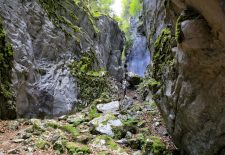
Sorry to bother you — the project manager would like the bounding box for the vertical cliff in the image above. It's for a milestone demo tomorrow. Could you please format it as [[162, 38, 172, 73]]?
[[143, 0, 225, 154], [0, 0, 124, 118]]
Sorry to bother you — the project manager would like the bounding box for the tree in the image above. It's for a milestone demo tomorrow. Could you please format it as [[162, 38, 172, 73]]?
[[129, 0, 141, 17], [89, 0, 113, 15]]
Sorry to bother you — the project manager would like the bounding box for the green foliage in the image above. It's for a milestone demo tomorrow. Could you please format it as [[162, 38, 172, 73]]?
[[66, 142, 91, 154], [46, 122, 60, 129], [150, 136, 169, 155], [35, 139, 49, 149], [118, 0, 143, 62], [89, 0, 113, 15], [137, 78, 160, 98], [69, 52, 110, 104], [38, 0, 100, 36], [129, 0, 142, 17], [153, 28, 175, 86], [112, 126, 127, 139], [60, 125, 79, 138], [175, 9, 201, 43], [0, 19, 16, 119], [88, 105, 101, 120], [95, 135, 119, 150], [53, 140, 66, 153], [0, 22, 14, 99]]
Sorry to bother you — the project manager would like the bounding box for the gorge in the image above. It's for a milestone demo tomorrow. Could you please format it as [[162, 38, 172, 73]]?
[[1, 0, 225, 155]]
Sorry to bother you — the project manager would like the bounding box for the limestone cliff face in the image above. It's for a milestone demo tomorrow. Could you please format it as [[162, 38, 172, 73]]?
[[0, 0, 124, 118], [143, 0, 225, 154]]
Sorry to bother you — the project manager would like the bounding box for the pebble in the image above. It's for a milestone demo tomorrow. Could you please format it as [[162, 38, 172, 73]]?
[[154, 122, 160, 127], [12, 139, 24, 143]]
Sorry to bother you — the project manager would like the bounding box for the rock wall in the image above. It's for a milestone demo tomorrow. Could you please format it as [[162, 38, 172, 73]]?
[[143, 0, 225, 154], [0, 0, 124, 118]]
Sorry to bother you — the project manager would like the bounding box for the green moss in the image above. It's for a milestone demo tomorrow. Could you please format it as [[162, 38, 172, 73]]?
[[53, 140, 67, 153], [35, 139, 49, 149], [72, 119, 84, 127], [152, 28, 176, 96], [96, 135, 118, 150], [89, 105, 101, 120], [60, 125, 79, 138], [175, 9, 201, 43], [46, 122, 60, 129], [0, 19, 16, 119], [137, 78, 160, 99], [101, 114, 116, 125], [121, 118, 138, 134], [122, 118, 138, 126], [128, 134, 146, 150], [66, 142, 91, 154], [38, 0, 100, 37], [69, 51, 110, 104], [112, 126, 127, 139], [150, 136, 169, 155], [38, 0, 83, 39]]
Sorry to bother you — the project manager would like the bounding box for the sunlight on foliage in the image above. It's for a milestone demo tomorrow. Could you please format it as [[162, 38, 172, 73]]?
[[129, 0, 142, 16]]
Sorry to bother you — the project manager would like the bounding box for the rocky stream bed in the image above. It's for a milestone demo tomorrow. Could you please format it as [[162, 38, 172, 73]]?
[[0, 90, 176, 155]]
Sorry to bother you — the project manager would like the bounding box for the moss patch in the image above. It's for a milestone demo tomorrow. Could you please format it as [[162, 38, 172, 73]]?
[[0, 19, 16, 119], [149, 136, 169, 155], [175, 9, 201, 43], [152, 28, 176, 96], [35, 139, 49, 149], [59, 125, 79, 138], [38, 0, 99, 37], [137, 78, 160, 99], [66, 142, 91, 154], [38, 0, 81, 36], [53, 140, 66, 153], [95, 135, 119, 150], [69, 51, 110, 104]]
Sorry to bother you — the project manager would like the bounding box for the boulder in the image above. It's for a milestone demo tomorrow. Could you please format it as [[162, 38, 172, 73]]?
[[90, 113, 123, 137], [126, 72, 143, 87], [96, 101, 120, 114]]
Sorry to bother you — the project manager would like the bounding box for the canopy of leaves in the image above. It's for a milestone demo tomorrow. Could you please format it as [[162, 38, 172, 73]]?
[[87, 0, 114, 16], [129, 0, 142, 16]]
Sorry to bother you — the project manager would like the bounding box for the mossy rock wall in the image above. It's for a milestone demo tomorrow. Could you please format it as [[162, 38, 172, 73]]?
[[0, 20, 16, 119], [0, 0, 124, 117], [143, 0, 225, 154]]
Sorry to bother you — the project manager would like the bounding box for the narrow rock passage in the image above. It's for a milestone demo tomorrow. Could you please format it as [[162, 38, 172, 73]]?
[[0, 87, 176, 155]]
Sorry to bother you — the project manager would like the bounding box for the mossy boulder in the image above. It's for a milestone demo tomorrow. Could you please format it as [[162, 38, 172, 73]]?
[[127, 72, 143, 87]]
